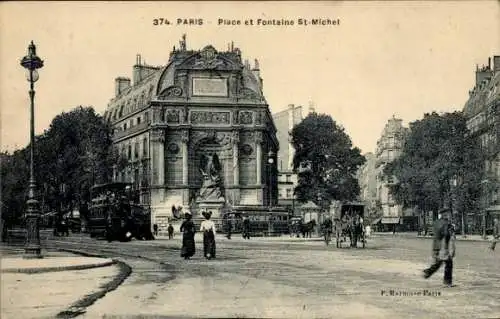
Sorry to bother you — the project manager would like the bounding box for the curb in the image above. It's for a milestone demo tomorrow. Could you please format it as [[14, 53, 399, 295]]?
[[54, 248, 133, 319], [1, 260, 116, 274], [415, 236, 492, 243], [371, 234, 492, 243]]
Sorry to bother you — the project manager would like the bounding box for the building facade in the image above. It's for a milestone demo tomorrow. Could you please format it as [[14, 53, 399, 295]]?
[[462, 56, 500, 230], [375, 116, 409, 228], [104, 37, 279, 230], [272, 104, 304, 213]]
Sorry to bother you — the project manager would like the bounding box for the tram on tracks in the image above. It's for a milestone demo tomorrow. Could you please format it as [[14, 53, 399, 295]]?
[[88, 182, 154, 242]]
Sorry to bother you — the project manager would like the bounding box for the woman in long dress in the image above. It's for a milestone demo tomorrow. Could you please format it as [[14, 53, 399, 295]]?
[[200, 211, 216, 259], [180, 212, 196, 260]]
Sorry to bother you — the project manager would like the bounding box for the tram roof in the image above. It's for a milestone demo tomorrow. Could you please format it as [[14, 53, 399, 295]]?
[[91, 182, 132, 192]]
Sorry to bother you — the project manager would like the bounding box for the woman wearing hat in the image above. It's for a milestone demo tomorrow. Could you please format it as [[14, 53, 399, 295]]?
[[180, 212, 196, 260], [200, 210, 216, 259]]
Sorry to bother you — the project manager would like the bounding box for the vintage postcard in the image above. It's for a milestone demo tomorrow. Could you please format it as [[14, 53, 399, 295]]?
[[1, 1, 499, 319]]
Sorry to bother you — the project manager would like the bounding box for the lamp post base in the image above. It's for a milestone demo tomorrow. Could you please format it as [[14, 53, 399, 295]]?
[[24, 198, 42, 259]]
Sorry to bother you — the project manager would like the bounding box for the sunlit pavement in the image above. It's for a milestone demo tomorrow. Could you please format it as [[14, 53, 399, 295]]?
[[51, 234, 500, 319]]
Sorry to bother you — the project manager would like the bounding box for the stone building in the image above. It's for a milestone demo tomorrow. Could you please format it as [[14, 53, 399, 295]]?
[[104, 36, 279, 230], [272, 104, 304, 213], [462, 56, 500, 230], [375, 116, 409, 229]]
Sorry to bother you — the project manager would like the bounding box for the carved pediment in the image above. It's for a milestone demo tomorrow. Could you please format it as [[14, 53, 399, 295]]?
[[178, 46, 239, 71], [158, 86, 183, 99]]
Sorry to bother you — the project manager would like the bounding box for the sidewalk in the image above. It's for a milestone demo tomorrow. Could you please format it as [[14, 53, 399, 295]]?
[[1, 244, 125, 319], [372, 232, 492, 242]]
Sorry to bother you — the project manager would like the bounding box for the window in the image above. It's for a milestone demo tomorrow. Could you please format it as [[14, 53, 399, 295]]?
[[143, 138, 148, 157], [127, 145, 132, 159], [124, 123, 127, 130], [286, 174, 291, 183], [145, 112, 150, 123], [286, 189, 292, 198], [137, 116, 141, 125], [134, 142, 140, 159]]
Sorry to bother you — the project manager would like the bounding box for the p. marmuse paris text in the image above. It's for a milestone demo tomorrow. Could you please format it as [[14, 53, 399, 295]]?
[[217, 18, 340, 26]]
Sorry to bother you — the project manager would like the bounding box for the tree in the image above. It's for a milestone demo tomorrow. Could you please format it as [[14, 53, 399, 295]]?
[[384, 112, 484, 229], [290, 113, 366, 208], [0, 106, 118, 223]]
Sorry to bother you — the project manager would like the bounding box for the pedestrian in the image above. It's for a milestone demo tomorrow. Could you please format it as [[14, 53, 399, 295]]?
[[490, 217, 499, 251], [423, 208, 456, 287], [226, 216, 232, 239], [242, 215, 251, 240], [180, 212, 196, 260], [167, 223, 174, 239], [200, 211, 216, 259], [153, 224, 158, 236]]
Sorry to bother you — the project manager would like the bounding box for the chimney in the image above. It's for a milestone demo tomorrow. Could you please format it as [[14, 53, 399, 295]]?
[[133, 54, 142, 85], [251, 59, 262, 87], [475, 59, 493, 87], [493, 56, 500, 72], [115, 77, 131, 96]]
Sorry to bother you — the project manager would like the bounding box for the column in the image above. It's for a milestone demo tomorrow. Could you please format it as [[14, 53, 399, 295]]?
[[181, 130, 189, 185], [158, 142, 164, 185], [255, 132, 262, 185], [232, 131, 239, 185], [151, 129, 165, 185]]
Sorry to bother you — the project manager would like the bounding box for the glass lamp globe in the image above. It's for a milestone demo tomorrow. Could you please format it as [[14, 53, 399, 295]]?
[[26, 69, 39, 82]]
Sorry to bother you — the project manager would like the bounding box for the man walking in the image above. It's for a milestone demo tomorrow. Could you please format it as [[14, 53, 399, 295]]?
[[167, 223, 174, 240], [423, 208, 456, 287], [490, 217, 499, 251], [242, 215, 251, 240], [226, 217, 233, 239]]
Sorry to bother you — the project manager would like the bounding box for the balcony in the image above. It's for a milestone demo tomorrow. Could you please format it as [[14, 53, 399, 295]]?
[[113, 121, 149, 140]]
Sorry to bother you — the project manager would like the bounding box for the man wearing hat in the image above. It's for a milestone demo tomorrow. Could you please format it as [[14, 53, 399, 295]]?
[[423, 208, 456, 287]]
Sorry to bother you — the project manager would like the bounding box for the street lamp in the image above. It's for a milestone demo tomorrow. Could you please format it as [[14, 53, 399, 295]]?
[[20, 41, 44, 258], [450, 175, 466, 238], [267, 151, 275, 207]]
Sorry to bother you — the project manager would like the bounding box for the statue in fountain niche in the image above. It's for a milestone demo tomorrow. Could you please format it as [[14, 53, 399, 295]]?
[[198, 153, 224, 201]]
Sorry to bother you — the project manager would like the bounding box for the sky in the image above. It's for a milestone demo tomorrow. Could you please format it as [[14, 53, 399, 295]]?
[[1, 1, 499, 154]]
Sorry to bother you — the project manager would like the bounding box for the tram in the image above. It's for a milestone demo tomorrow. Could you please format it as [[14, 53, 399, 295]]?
[[222, 209, 290, 236], [88, 182, 154, 241]]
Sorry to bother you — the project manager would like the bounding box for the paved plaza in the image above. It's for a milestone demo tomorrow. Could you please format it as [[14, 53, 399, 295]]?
[[40, 233, 500, 319]]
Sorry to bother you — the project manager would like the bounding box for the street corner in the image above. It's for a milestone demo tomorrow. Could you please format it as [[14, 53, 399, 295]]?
[[1, 263, 123, 319]]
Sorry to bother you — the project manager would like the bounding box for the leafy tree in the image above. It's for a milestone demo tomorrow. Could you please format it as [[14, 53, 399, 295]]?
[[384, 112, 484, 228], [1, 106, 118, 223], [290, 113, 366, 209]]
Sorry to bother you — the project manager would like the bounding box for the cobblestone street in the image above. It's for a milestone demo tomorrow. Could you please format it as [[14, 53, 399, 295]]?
[[48, 234, 500, 318]]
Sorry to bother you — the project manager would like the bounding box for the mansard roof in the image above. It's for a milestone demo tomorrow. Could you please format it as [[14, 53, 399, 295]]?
[[463, 70, 500, 119], [105, 43, 265, 124]]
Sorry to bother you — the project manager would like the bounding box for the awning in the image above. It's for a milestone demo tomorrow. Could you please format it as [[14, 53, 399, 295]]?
[[371, 218, 382, 225], [381, 217, 400, 224]]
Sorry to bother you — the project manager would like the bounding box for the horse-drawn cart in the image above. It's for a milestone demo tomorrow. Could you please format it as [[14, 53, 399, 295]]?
[[334, 202, 366, 248]]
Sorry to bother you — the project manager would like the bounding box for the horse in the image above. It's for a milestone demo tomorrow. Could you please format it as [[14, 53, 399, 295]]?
[[349, 215, 364, 248], [300, 220, 317, 238]]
